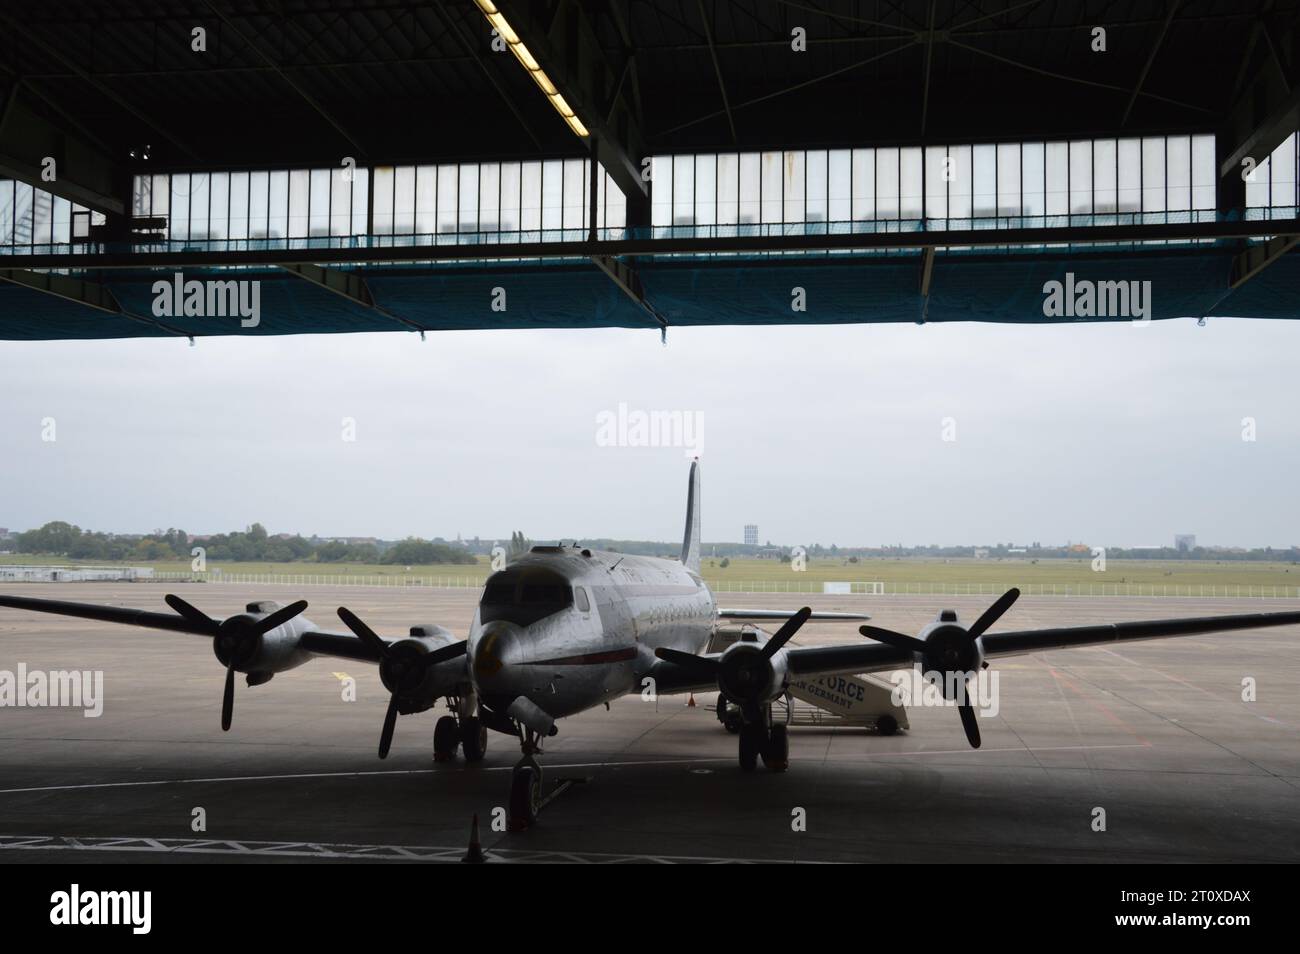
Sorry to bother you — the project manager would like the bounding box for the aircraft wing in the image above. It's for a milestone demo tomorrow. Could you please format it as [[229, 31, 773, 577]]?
[[787, 608, 1300, 677], [0, 593, 408, 664], [718, 609, 869, 622], [648, 608, 1300, 695]]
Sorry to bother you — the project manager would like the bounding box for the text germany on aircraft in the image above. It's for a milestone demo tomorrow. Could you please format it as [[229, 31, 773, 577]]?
[[3, 462, 1300, 829]]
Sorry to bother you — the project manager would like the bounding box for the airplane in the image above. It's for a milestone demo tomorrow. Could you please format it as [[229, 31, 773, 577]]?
[[3, 460, 1300, 831]]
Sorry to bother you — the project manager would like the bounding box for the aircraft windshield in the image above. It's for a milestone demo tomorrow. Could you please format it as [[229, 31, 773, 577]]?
[[480, 571, 573, 626]]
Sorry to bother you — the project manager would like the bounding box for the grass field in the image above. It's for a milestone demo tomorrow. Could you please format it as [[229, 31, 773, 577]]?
[[5, 552, 1300, 588]]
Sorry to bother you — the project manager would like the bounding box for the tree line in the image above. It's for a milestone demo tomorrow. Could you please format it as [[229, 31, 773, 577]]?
[[10, 521, 477, 566]]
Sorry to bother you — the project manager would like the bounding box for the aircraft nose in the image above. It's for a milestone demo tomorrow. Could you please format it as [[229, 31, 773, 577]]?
[[471, 620, 529, 684]]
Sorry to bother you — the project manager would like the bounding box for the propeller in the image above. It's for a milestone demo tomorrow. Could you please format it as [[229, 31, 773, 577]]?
[[859, 588, 1021, 749], [656, 607, 813, 710], [165, 595, 308, 732], [336, 607, 467, 759], [657, 606, 812, 675]]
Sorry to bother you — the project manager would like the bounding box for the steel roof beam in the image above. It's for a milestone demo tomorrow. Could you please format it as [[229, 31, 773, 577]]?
[[0, 83, 126, 215], [591, 254, 667, 337], [278, 262, 427, 333], [1230, 235, 1300, 288], [1219, 9, 1298, 178], [492, 0, 649, 209], [0, 267, 189, 336]]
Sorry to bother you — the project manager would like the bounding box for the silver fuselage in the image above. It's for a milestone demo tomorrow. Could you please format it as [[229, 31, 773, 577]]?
[[467, 548, 715, 718]]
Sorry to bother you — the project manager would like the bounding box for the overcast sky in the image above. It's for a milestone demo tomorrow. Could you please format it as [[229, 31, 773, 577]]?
[[1, 316, 1297, 549]]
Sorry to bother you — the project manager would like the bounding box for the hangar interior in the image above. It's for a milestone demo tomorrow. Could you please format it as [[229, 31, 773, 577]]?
[[0, 0, 1298, 338]]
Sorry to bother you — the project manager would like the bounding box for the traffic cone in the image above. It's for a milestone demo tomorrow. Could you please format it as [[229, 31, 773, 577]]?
[[687, 693, 696, 707], [461, 813, 487, 864]]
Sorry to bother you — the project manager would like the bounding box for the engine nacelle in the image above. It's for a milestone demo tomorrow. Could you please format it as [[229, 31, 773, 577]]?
[[385, 624, 466, 714], [212, 601, 315, 677], [715, 641, 790, 711]]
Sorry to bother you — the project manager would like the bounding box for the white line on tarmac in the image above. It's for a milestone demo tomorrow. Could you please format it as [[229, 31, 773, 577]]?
[[0, 744, 1150, 795]]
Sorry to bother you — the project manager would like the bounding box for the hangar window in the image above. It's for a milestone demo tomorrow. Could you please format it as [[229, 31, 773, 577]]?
[[1245, 131, 1299, 214], [109, 158, 625, 251], [646, 133, 1225, 238]]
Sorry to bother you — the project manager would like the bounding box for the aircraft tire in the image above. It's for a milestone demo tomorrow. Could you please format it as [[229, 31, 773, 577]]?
[[461, 716, 488, 762], [433, 716, 459, 761], [508, 766, 541, 830], [739, 724, 763, 771], [762, 724, 789, 772]]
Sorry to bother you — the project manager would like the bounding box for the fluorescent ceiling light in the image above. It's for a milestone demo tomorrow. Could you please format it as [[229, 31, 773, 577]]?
[[473, 1, 589, 140]]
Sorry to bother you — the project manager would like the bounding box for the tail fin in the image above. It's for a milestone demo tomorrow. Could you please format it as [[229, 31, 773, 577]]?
[[680, 460, 701, 573]]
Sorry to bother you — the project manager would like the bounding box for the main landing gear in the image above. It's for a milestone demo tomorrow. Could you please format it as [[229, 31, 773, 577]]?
[[433, 694, 488, 763], [736, 701, 789, 773]]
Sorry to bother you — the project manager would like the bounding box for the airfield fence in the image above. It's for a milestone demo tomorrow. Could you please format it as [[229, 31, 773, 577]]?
[[140, 572, 1300, 600]]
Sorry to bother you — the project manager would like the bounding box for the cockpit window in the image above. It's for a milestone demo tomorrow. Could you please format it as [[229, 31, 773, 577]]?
[[482, 582, 515, 604], [521, 583, 570, 605], [480, 570, 572, 625], [574, 587, 590, 613]]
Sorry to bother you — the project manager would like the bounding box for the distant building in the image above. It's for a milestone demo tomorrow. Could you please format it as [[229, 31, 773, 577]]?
[[1175, 534, 1196, 551], [744, 524, 758, 546]]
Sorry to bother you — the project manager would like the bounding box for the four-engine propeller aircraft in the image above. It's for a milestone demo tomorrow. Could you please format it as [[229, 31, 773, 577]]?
[[4, 461, 1300, 829]]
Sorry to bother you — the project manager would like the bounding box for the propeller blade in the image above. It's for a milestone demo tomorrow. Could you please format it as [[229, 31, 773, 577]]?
[[418, 640, 468, 670], [165, 594, 220, 634], [654, 647, 721, 679], [253, 599, 309, 635], [337, 607, 391, 658], [760, 606, 812, 659], [966, 587, 1021, 639], [958, 697, 981, 749], [859, 625, 929, 655], [221, 664, 235, 731], [378, 695, 399, 759]]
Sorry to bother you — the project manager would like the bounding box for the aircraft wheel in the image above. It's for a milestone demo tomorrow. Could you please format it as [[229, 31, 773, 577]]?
[[723, 715, 743, 734], [762, 724, 789, 772], [461, 716, 487, 762], [508, 765, 541, 831], [433, 716, 459, 762], [877, 714, 899, 736], [738, 724, 764, 771]]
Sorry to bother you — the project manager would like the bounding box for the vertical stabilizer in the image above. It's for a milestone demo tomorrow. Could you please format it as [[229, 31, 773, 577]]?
[[681, 460, 701, 573]]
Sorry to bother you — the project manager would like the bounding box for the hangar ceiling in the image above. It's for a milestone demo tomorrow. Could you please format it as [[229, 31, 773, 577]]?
[[1, 0, 1298, 339]]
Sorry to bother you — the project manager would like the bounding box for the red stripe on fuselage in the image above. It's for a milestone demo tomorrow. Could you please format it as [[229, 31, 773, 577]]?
[[530, 647, 639, 666]]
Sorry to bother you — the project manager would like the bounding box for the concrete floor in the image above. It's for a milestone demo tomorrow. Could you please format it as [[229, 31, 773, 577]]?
[[0, 582, 1297, 863]]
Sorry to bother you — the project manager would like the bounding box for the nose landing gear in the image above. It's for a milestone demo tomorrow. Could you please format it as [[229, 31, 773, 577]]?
[[508, 727, 544, 831]]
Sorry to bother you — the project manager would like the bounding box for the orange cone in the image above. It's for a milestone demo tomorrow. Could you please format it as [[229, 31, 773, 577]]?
[[687, 693, 696, 707], [461, 813, 487, 863]]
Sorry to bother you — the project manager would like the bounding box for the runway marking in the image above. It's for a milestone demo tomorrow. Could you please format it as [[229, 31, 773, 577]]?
[[0, 745, 1153, 795], [1097, 648, 1295, 728], [0, 833, 796, 865]]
